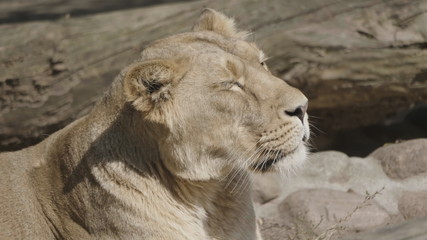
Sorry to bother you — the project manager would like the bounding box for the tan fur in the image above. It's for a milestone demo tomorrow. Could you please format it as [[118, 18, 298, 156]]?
[[0, 9, 309, 240]]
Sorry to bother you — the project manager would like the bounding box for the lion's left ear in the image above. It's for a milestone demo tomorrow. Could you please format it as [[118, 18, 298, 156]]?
[[123, 59, 186, 114], [192, 8, 248, 39]]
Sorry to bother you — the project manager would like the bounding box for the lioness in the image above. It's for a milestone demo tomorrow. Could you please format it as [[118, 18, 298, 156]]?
[[0, 9, 309, 240]]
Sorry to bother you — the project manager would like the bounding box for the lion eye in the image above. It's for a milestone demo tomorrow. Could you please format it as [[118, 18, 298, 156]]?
[[220, 80, 243, 90], [234, 81, 243, 88], [260, 61, 269, 71]]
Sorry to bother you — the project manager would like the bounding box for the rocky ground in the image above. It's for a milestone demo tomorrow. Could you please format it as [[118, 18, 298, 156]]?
[[253, 138, 427, 240]]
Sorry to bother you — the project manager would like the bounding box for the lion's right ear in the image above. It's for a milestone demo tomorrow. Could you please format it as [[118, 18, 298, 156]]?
[[192, 8, 248, 40], [123, 59, 186, 114]]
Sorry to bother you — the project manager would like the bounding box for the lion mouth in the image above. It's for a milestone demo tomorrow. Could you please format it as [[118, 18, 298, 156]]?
[[249, 148, 294, 172], [250, 157, 279, 172]]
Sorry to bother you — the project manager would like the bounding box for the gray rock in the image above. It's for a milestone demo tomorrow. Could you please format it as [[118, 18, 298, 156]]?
[[343, 216, 427, 240], [256, 151, 427, 216], [255, 150, 427, 239], [369, 139, 427, 179], [259, 216, 297, 240], [278, 189, 390, 234], [398, 191, 427, 220]]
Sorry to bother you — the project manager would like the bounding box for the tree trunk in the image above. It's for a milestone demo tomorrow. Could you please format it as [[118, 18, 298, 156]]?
[[1, 0, 427, 151], [0, 0, 196, 24]]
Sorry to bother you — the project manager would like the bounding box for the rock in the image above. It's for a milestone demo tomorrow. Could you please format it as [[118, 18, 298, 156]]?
[[343, 216, 427, 240], [259, 216, 295, 240], [254, 149, 427, 239], [278, 189, 390, 237], [369, 139, 427, 179], [252, 173, 282, 204], [258, 151, 427, 216], [398, 191, 427, 220]]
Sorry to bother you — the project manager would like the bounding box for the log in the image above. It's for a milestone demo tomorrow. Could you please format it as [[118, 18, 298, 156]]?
[[0, 0, 195, 24], [1, 0, 427, 151]]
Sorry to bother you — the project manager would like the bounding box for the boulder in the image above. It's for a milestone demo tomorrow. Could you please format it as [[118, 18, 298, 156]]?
[[278, 189, 390, 235], [343, 216, 427, 240], [369, 139, 427, 179], [398, 190, 427, 220], [258, 188, 391, 240], [254, 149, 427, 239]]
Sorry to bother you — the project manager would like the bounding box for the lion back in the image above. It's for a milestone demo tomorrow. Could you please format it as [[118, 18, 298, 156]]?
[[0, 148, 56, 239]]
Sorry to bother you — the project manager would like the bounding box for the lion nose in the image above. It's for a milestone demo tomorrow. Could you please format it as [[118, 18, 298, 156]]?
[[285, 102, 308, 123]]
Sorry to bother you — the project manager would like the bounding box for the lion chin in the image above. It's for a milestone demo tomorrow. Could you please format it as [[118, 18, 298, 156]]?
[[249, 144, 308, 173], [0, 8, 309, 240]]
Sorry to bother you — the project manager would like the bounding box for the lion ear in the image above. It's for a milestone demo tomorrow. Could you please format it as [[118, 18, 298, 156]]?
[[192, 8, 248, 39], [123, 59, 186, 113]]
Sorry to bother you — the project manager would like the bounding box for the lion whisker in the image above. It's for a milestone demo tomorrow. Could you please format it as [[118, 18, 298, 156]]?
[[221, 137, 263, 186], [235, 148, 266, 197], [228, 146, 263, 194], [226, 146, 259, 192], [221, 141, 259, 184]]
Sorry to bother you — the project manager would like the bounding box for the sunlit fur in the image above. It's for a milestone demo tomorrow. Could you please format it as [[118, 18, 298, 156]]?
[[0, 9, 309, 240]]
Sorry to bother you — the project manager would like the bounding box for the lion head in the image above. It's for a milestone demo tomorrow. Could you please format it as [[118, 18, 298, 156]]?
[[122, 9, 310, 181]]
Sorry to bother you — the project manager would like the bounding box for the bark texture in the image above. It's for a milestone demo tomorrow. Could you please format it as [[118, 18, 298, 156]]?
[[1, 0, 427, 151], [0, 0, 195, 24]]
